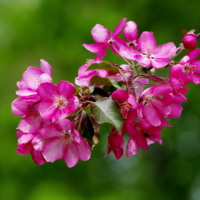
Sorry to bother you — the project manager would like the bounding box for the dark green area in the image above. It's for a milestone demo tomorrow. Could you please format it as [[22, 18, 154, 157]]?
[[1, 0, 200, 199]]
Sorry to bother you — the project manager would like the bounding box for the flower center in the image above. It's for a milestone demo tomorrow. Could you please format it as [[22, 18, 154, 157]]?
[[108, 38, 114, 46], [55, 96, 67, 108], [183, 64, 196, 74], [34, 78, 40, 87], [59, 130, 72, 147]]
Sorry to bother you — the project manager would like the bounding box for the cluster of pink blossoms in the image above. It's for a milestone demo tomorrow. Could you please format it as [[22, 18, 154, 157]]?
[[12, 18, 200, 167]]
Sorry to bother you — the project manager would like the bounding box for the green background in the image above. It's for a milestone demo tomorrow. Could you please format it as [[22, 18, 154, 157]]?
[[1, 0, 200, 199]]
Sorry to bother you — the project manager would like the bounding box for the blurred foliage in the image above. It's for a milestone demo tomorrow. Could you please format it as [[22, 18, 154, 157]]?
[[1, 0, 200, 199]]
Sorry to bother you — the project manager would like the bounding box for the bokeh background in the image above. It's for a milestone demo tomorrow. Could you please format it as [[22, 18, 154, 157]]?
[[1, 0, 200, 199]]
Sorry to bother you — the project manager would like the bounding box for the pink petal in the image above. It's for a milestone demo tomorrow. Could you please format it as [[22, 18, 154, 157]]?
[[57, 119, 74, 133], [64, 142, 79, 167], [167, 102, 183, 118], [189, 73, 200, 84], [112, 18, 126, 38], [135, 54, 151, 67], [32, 134, 45, 151], [37, 82, 57, 99], [11, 98, 29, 116], [153, 97, 171, 116], [40, 73, 52, 84], [40, 123, 62, 140], [57, 81, 75, 97], [83, 43, 107, 54], [126, 137, 139, 157], [31, 149, 46, 165], [16, 89, 37, 97], [18, 133, 35, 144], [38, 99, 57, 120], [153, 42, 177, 58], [111, 89, 129, 102], [42, 138, 64, 162], [143, 104, 161, 127], [151, 58, 169, 69], [119, 46, 136, 60], [16, 143, 32, 155], [181, 49, 200, 63], [77, 138, 91, 161], [193, 61, 200, 74], [139, 32, 156, 53], [136, 130, 148, 149], [23, 67, 42, 90], [91, 24, 110, 43], [40, 59, 52, 76]]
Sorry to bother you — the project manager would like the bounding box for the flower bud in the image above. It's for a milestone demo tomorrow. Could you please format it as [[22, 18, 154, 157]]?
[[182, 33, 197, 50]]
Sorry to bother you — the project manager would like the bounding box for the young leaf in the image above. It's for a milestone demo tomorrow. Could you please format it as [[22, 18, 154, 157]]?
[[81, 114, 95, 140], [127, 78, 144, 102], [87, 61, 120, 73], [90, 97, 123, 132], [73, 110, 87, 134]]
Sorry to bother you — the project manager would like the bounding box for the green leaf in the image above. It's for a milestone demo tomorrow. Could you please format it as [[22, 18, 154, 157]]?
[[87, 61, 120, 73], [90, 97, 123, 132], [90, 75, 121, 89]]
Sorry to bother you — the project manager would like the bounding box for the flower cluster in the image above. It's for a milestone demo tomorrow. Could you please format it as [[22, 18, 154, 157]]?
[[12, 18, 200, 167]]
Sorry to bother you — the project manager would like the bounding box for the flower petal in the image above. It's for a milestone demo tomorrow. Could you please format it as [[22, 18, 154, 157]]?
[[139, 32, 156, 53], [83, 43, 107, 54], [112, 18, 126, 38], [40, 59, 52, 76], [37, 82, 57, 99], [126, 137, 139, 157], [64, 142, 79, 167], [39, 99, 57, 120], [42, 138, 64, 162], [57, 81, 75, 97], [91, 24, 110, 43], [153, 42, 176, 58], [77, 138, 91, 161]]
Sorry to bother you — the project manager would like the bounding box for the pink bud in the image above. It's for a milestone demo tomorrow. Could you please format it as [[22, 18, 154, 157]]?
[[182, 33, 197, 50]]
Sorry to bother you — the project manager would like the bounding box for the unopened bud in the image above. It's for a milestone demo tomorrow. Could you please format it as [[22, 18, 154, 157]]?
[[182, 32, 197, 50]]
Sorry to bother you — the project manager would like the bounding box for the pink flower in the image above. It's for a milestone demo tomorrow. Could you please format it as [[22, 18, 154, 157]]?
[[16, 59, 52, 101], [135, 120, 162, 149], [138, 85, 173, 127], [83, 18, 127, 59], [120, 32, 177, 69], [111, 89, 138, 118], [16, 131, 46, 165], [37, 81, 79, 121], [105, 129, 124, 159], [17, 104, 50, 134], [41, 119, 91, 167], [170, 49, 200, 85]]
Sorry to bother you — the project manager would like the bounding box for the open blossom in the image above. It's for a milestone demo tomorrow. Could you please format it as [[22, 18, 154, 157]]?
[[138, 85, 173, 127], [83, 18, 127, 59], [40, 119, 91, 167], [37, 81, 79, 121], [16, 59, 52, 102], [120, 31, 177, 69], [170, 48, 200, 86], [16, 131, 46, 165]]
